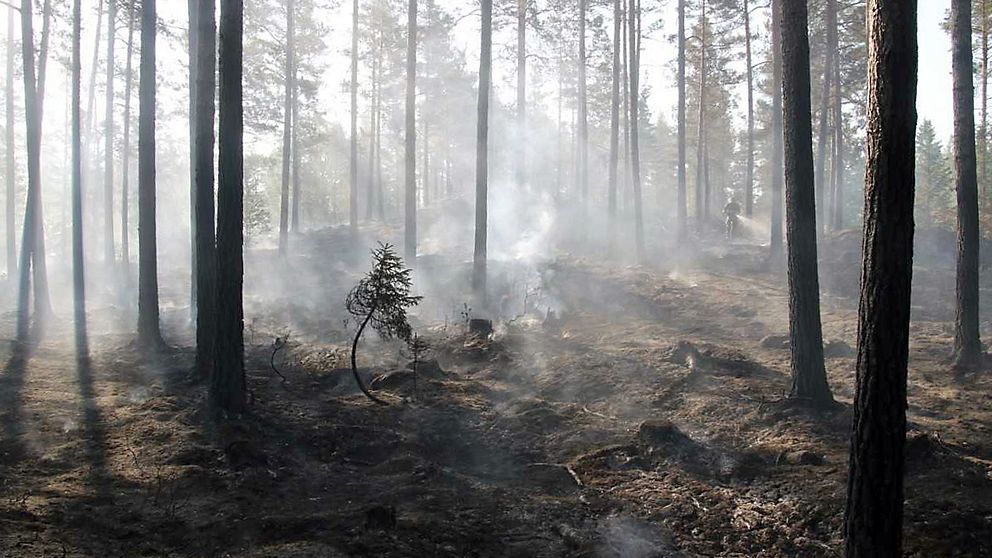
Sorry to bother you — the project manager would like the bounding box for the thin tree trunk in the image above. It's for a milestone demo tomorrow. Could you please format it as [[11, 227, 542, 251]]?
[[743, 0, 754, 218], [137, 0, 163, 347], [578, 0, 588, 208], [780, 0, 833, 407], [194, 0, 217, 378], [5, 7, 14, 281], [473, 0, 492, 299], [676, 0, 687, 239], [366, 38, 376, 221], [404, 0, 417, 262], [71, 0, 86, 352], [844, 1, 917, 554], [104, 0, 116, 266], [516, 0, 525, 190], [212, 0, 246, 414], [769, 0, 784, 262], [607, 0, 620, 256], [278, 0, 294, 254], [981, 0, 988, 203], [815, 4, 834, 237], [694, 0, 706, 233], [830, 3, 844, 230], [291, 70, 300, 232], [349, 0, 358, 232], [121, 0, 135, 281], [188, 0, 197, 318], [628, 0, 643, 260], [952, 0, 983, 368]]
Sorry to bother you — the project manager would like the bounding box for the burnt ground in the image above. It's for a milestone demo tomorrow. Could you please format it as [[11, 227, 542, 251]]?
[[1, 227, 991, 557]]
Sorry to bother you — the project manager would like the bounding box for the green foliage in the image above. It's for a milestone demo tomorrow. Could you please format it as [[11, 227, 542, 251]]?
[[915, 119, 955, 229], [346, 243, 422, 343]]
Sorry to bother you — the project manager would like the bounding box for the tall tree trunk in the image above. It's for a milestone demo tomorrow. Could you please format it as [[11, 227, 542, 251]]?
[[844, 2, 917, 554], [473, 0, 492, 299], [743, 0, 754, 218], [278, 0, 294, 255], [628, 0, 643, 260], [15, 0, 53, 341], [952, 0, 983, 368], [121, 0, 135, 282], [780, 0, 834, 407], [676, 0, 687, 239], [104, 0, 116, 266], [607, 0, 620, 256], [212, 0, 246, 414], [578, 0, 588, 208], [194, 0, 217, 378], [815, 4, 834, 237], [981, 0, 988, 204], [137, 0, 163, 348], [188, 0, 197, 319], [694, 0, 706, 233], [404, 0, 417, 262], [72, 0, 86, 352], [830, 0, 844, 230], [84, 0, 104, 154], [366, 38, 376, 221], [349, 0, 358, 232], [291, 71, 300, 232], [5, 7, 14, 281], [516, 0, 525, 190], [769, 0, 784, 262]]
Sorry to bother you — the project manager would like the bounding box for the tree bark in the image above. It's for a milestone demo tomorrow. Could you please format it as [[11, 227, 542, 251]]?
[[677, 0, 687, 239], [628, 0, 643, 260], [516, 0, 525, 191], [278, 0, 294, 254], [473, 0, 492, 299], [952, 0, 983, 368], [194, 0, 217, 378], [830, 0, 844, 230], [578, 0, 588, 209], [72, 0, 86, 352], [5, 7, 14, 281], [104, 0, 115, 266], [349, 0, 358, 232], [212, 0, 246, 414], [607, 0, 620, 257], [981, 0, 988, 203], [121, 0, 135, 281], [780, 0, 834, 407], [769, 0, 784, 262], [137, 0, 163, 347], [743, 0, 754, 218], [404, 0, 417, 262], [844, 2, 917, 554], [694, 0, 706, 233], [815, 1, 834, 236]]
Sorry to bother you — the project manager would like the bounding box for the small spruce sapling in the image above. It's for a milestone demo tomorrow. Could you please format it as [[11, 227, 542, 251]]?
[[346, 243, 423, 405]]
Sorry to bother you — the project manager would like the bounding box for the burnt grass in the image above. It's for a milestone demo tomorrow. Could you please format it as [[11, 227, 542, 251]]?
[[1, 228, 991, 557]]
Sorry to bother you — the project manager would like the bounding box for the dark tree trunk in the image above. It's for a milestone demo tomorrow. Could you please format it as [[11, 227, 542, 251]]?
[[5, 8, 14, 281], [278, 0, 294, 254], [212, 0, 246, 414], [349, 0, 358, 232], [404, 0, 417, 262], [815, 1, 834, 236], [104, 0, 116, 266], [743, 0, 754, 218], [473, 0, 492, 299], [194, 0, 217, 378], [72, 0, 87, 352], [677, 0, 687, 239], [121, 0, 135, 281], [607, 0, 620, 256], [952, 0, 983, 368], [844, 2, 917, 555], [780, 0, 833, 407], [188, 0, 197, 317], [628, 0, 643, 259], [516, 0, 525, 191], [137, 0, 163, 348], [981, 0, 989, 203], [769, 0, 784, 262]]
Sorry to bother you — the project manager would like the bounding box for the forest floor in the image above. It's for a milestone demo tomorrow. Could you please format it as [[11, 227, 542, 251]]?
[[1, 226, 991, 557]]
